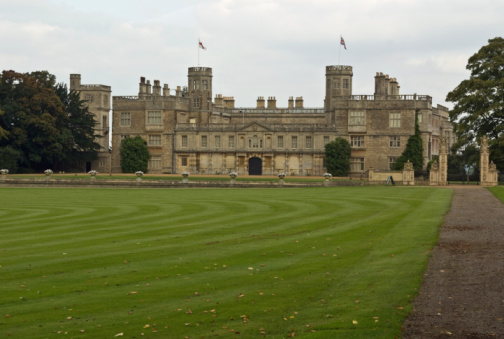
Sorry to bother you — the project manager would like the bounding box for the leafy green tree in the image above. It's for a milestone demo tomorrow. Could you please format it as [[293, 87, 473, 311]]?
[[120, 136, 150, 173], [393, 112, 423, 172], [0, 146, 20, 173], [0, 70, 68, 171], [324, 137, 351, 176], [0, 70, 101, 172], [446, 37, 504, 168]]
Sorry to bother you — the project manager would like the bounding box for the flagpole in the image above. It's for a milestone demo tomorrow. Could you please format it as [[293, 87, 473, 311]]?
[[338, 34, 341, 66], [198, 38, 200, 66]]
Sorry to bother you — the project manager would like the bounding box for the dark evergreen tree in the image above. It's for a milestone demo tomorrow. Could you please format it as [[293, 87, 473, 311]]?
[[54, 83, 101, 168], [324, 137, 351, 176], [120, 136, 150, 173], [393, 112, 424, 172]]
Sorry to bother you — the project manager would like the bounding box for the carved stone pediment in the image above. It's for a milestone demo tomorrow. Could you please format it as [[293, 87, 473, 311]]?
[[239, 122, 272, 132]]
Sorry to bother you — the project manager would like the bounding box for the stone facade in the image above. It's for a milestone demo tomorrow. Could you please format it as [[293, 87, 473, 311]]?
[[70, 74, 111, 173], [106, 65, 454, 175]]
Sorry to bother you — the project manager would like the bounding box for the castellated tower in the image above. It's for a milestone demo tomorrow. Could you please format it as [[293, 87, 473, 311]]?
[[187, 67, 213, 112], [324, 65, 353, 112]]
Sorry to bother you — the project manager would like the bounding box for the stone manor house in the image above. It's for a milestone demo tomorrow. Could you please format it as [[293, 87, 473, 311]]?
[[72, 65, 454, 176]]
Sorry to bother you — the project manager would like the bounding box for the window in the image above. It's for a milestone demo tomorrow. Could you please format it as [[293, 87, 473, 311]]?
[[349, 111, 365, 125], [417, 113, 423, 123], [342, 78, 349, 89], [324, 136, 330, 145], [278, 136, 284, 148], [291, 136, 298, 149], [181, 156, 188, 167], [120, 112, 131, 127], [202, 80, 208, 90], [350, 136, 365, 148], [201, 135, 207, 148], [389, 157, 397, 170], [351, 158, 365, 172], [189, 118, 197, 124], [147, 111, 162, 125], [305, 136, 313, 148], [253, 135, 259, 148], [390, 112, 401, 128], [215, 135, 221, 148], [193, 98, 200, 108], [228, 135, 235, 148], [333, 78, 340, 89], [120, 135, 129, 140], [149, 156, 161, 170], [148, 135, 161, 146], [390, 136, 400, 148], [181, 135, 188, 148]]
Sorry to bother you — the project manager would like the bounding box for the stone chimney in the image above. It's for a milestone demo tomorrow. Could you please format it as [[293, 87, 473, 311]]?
[[223, 96, 235, 109], [267, 96, 276, 109], [139, 77, 146, 97], [176, 86, 182, 97], [163, 84, 170, 97], [257, 96, 265, 108], [146, 80, 152, 95], [214, 94, 224, 108], [153, 80, 161, 96], [288, 96, 294, 109], [295, 96, 304, 108]]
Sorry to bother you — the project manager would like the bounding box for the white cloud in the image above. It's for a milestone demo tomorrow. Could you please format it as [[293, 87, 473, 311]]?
[[0, 0, 502, 108]]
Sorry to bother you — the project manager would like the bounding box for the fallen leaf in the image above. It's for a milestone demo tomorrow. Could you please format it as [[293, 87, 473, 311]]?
[[352, 320, 358, 325], [114, 333, 124, 337]]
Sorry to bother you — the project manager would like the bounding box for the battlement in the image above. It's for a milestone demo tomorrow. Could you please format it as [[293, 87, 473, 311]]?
[[78, 84, 111, 91]]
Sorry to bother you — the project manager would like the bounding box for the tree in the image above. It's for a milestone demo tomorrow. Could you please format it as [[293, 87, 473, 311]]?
[[120, 136, 150, 173], [324, 137, 351, 176], [446, 37, 504, 168], [393, 112, 424, 172], [0, 70, 68, 171], [54, 83, 101, 167], [0, 146, 20, 173]]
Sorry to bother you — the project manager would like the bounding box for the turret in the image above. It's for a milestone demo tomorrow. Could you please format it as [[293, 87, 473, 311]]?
[[70, 74, 81, 90], [325, 65, 353, 111], [188, 67, 213, 111]]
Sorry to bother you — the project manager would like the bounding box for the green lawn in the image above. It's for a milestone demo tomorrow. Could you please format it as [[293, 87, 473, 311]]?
[[0, 187, 452, 338], [488, 186, 504, 202]]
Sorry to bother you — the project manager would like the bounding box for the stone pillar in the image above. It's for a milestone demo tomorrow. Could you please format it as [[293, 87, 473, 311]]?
[[438, 137, 448, 185], [429, 161, 439, 186], [480, 136, 498, 186], [402, 160, 415, 185], [368, 166, 374, 182]]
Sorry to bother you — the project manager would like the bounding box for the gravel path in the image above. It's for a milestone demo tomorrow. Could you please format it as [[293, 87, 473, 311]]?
[[402, 186, 504, 338]]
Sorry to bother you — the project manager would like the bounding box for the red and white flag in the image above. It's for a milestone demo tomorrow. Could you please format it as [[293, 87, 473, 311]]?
[[340, 36, 347, 50], [199, 39, 207, 50]]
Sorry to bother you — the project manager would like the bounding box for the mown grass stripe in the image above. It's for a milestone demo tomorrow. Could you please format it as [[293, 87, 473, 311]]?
[[0, 187, 451, 338]]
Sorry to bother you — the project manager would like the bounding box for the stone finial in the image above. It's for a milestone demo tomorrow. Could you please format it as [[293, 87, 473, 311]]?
[[404, 160, 414, 171]]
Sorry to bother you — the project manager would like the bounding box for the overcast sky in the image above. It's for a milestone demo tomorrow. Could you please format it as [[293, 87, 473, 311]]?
[[1, 0, 502, 109]]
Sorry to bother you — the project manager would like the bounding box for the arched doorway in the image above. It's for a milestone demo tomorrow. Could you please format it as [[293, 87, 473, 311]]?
[[249, 157, 262, 175]]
